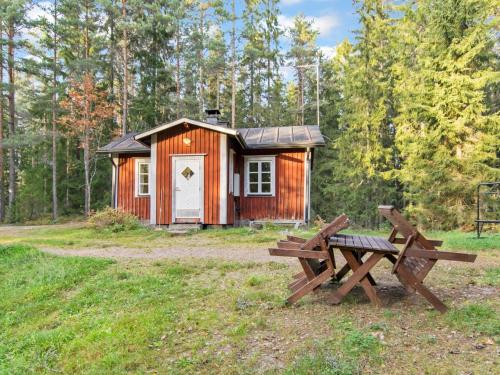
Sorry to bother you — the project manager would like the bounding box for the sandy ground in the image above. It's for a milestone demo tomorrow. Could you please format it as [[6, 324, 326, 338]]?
[[0, 223, 295, 264]]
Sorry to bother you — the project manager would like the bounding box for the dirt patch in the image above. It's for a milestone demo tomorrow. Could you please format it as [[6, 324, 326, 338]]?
[[40, 245, 297, 265]]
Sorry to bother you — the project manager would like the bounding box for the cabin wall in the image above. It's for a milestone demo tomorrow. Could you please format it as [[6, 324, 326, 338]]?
[[117, 154, 151, 220], [156, 124, 222, 224], [236, 149, 306, 222]]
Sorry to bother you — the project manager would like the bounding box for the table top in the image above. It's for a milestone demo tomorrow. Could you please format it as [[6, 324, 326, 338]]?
[[329, 234, 399, 255]]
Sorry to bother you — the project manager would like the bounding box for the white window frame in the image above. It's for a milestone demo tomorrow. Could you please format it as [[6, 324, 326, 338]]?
[[135, 158, 151, 197], [244, 156, 276, 197]]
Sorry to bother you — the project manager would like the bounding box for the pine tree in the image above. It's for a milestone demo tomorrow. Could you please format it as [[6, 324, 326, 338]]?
[[287, 14, 318, 126], [239, 0, 266, 126], [0, 21, 4, 221]]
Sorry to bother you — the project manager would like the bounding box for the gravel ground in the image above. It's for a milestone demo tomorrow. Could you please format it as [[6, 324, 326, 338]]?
[[40, 245, 298, 265]]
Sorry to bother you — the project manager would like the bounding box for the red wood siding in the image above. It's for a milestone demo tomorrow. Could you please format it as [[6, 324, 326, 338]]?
[[238, 150, 306, 221], [117, 154, 150, 220], [156, 124, 221, 224]]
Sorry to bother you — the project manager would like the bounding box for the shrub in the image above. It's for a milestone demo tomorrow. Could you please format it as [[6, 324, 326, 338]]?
[[87, 207, 140, 232]]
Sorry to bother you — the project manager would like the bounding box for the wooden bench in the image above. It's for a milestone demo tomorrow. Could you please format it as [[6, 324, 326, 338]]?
[[378, 205, 477, 313], [268, 214, 349, 304]]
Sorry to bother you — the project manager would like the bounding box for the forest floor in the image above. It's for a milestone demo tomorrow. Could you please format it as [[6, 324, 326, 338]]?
[[0, 223, 498, 374]]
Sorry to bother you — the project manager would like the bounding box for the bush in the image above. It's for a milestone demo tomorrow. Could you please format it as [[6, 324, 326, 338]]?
[[87, 207, 140, 232]]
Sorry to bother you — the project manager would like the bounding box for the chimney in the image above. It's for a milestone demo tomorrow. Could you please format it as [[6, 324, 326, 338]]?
[[205, 109, 227, 126], [205, 109, 220, 124]]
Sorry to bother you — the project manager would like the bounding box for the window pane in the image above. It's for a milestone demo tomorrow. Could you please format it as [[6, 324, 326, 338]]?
[[139, 163, 149, 174], [261, 183, 271, 193], [140, 184, 149, 195], [249, 162, 258, 172], [261, 172, 271, 183], [249, 183, 258, 193], [249, 172, 258, 183], [261, 162, 271, 172], [140, 174, 149, 184]]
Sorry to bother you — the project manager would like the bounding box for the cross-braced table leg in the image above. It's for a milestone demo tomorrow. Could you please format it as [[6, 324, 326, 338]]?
[[328, 250, 383, 306], [335, 251, 377, 286]]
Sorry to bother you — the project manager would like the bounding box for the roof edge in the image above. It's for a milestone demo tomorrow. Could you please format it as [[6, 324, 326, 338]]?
[[135, 118, 240, 140]]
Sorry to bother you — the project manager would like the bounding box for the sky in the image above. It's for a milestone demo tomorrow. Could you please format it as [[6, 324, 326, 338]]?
[[277, 0, 359, 59]]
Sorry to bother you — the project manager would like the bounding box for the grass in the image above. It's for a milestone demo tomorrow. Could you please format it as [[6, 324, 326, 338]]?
[[0, 223, 499, 374], [1, 222, 499, 253]]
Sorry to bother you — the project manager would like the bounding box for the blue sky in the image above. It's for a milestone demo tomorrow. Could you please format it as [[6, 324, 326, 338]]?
[[278, 0, 358, 58]]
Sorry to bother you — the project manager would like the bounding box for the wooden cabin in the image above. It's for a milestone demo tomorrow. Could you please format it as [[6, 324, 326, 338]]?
[[98, 111, 325, 227]]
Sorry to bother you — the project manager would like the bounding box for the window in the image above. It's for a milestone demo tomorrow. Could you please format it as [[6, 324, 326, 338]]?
[[244, 156, 275, 196], [135, 158, 150, 196]]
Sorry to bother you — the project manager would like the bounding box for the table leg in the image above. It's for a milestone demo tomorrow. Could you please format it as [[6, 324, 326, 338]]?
[[357, 251, 377, 286], [335, 263, 351, 282], [328, 251, 383, 306]]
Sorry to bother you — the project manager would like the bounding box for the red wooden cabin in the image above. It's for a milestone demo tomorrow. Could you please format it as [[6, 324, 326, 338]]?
[[98, 111, 325, 227]]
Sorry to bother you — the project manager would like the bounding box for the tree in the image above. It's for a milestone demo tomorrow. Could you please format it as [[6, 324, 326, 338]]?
[[287, 14, 318, 126], [230, 0, 236, 128], [262, 0, 282, 125], [59, 73, 113, 216], [0, 22, 4, 221], [3, 0, 29, 222], [394, 0, 500, 228], [239, 0, 266, 126], [120, 0, 128, 134]]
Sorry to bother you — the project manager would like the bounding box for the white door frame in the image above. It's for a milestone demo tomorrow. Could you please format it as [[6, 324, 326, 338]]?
[[171, 155, 204, 223]]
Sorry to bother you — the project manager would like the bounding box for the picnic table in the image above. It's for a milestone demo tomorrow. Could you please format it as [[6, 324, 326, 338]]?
[[268, 207, 477, 313], [327, 234, 399, 306]]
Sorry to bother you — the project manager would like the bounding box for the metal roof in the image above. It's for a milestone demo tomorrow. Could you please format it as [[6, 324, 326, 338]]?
[[99, 120, 325, 154], [238, 125, 325, 149], [97, 132, 150, 154]]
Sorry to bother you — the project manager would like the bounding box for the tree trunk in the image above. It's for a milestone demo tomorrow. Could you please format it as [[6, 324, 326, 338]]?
[[65, 137, 70, 209], [176, 20, 181, 118], [7, 21, 16, 222], [0, 25, 4, 222], [199, 7, 205, 114], [230, 0, 236, 128], [52, 0, 59, 221], [83, 131, 90, 216], [121, 0, 128, 135]]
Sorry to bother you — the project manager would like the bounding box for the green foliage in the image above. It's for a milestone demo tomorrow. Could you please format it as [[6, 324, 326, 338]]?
[[1, 0, 498, 229], [312, 0, 499, 229], [392, 0, 499, 228], [87, 207, 140, 232]]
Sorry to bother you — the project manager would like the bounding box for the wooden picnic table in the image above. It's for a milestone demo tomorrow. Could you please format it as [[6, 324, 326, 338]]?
[[327, 234, 399, 306]]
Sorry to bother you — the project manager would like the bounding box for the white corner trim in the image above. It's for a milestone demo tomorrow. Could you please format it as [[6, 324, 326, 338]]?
[[150, 135, 157, 225], [135, 118, 239, 140], [229, 149, 235, 194], [219, 134, 228, 224], [134, 157, 151, 197], [112, 155, 119, 208], [243, 155, 276, 197], [303, 149, 311, 224]]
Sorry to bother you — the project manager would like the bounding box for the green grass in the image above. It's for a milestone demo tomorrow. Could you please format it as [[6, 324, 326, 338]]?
[[446, 304, 500, 340], [1, 224, 499, 374], [0, 244, 291, 374], [1, 222, 498, 253]]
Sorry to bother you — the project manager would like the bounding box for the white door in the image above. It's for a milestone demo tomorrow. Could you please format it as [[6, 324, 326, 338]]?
[[172, 156, 204, 222]]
